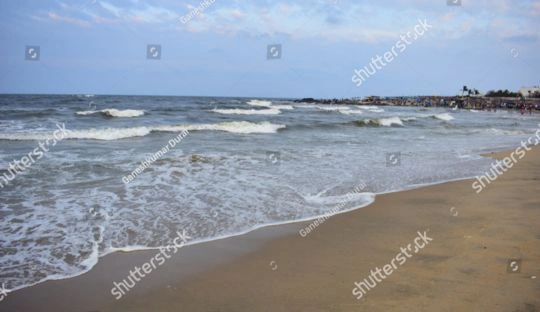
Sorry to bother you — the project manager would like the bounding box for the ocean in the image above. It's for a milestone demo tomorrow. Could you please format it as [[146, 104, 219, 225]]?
[[0, 94, 538, 292]]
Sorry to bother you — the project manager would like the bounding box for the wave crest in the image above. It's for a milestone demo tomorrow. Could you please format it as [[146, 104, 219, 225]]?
[[432, 113, 455, 121], [211, 108, 282, 115], [0, 122, 285, 141], [76, 109, 145, 118], [354, 117, 404, 127], [247, 100, 273, 107]]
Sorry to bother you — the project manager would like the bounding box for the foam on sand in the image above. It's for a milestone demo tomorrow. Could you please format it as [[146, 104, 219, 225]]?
[[303, 191, 375, 207]]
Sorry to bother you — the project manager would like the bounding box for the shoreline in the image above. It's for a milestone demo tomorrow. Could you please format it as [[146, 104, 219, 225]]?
[[4, 158, 498, 295], [2, 147, 539, 311]]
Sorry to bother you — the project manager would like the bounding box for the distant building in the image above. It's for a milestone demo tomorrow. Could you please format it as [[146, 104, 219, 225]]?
[[519, 86, 540, 98]]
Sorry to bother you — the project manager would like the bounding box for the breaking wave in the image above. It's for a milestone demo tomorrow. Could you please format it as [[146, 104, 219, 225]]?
[[211, 108, 282, 115], [76, 109, 145, 118], [432, 113, 455, 121], [354, 117, 405, 127], [246, 100, 273, 107], [0, 121, 286, 141]]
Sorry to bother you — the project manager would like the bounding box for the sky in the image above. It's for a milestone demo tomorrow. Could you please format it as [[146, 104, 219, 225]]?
[[0, 0, 539, 98]]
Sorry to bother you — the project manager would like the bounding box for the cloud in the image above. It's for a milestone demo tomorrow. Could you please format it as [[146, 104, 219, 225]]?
[[27, 0, 540, 43], [47, 12, 91, 27]]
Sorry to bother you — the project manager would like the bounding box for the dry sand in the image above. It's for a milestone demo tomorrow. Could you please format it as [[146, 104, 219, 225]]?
[[2, 148, 539, 312]]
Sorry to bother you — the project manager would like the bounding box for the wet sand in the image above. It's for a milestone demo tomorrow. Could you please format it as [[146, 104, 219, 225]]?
[[2, 148, 539, 312]]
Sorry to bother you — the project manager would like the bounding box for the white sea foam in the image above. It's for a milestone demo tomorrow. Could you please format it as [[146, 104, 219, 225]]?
[[487, 128, 526, 136], [294, 104, 319, 109], [76, 109, 145, 118], [353, 106, 384, 113], [357, 117, 404, 127], [247, 99, 273, 107], [273, 104, 294, 110], [378, 117, 404, 126], [304, 191, 375, 207], [401, 117, 417, 121], [433, 113, 455, 121], [211, 108, 282, 115], [0, 127, 153, 141], [0, 122, 286, 141], [357, 105, 380, 110], [76, 111, 98, 116], [156, 121, 286, 134], [317, 106, 350, 111], [340, 110, 363, 115]]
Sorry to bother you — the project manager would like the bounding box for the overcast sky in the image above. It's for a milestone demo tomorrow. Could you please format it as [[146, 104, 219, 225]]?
[[0, 0, 538, 98]]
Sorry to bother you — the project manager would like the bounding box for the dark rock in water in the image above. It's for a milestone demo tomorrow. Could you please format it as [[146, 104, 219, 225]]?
[[294, 98, 317, 103]]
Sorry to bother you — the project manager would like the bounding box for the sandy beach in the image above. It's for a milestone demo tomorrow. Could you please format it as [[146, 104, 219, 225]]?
[[2, 147, 539, 312], [3, 0, 540, 310]]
